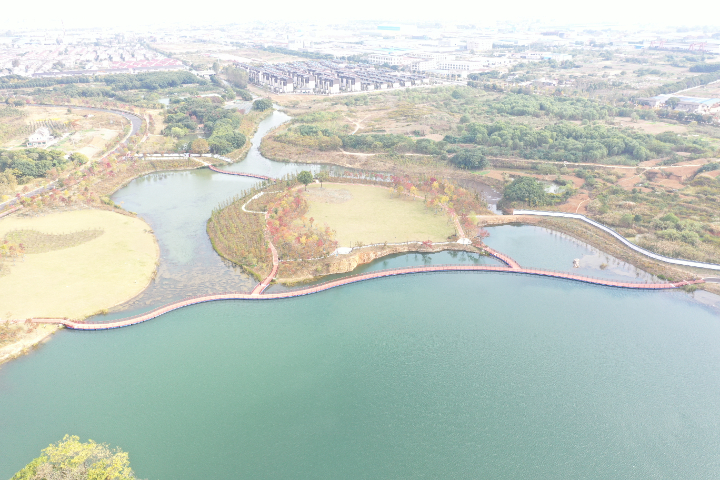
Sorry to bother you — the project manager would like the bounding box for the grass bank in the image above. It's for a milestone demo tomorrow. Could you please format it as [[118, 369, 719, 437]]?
[[0, 209, 159, 320]]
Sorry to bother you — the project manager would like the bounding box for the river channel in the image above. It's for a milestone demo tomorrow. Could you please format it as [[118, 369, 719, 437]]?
[[1, 111, 720, 479]]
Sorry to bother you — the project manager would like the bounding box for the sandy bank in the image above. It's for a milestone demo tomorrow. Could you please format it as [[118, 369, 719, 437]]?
[[0, 324, 59, 367]]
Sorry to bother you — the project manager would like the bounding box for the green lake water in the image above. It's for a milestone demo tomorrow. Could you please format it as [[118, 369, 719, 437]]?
[[1, 111, 720, 479]]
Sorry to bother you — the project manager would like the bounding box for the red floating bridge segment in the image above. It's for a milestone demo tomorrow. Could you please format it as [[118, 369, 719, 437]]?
[[36, 264, 703, 331], [208, 165, 273, 181]]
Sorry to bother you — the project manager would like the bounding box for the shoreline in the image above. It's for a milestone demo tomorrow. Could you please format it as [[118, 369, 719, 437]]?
[[276, 242, 486, 285], [0, 206, 162, 363], [0, 324, 59, 368]]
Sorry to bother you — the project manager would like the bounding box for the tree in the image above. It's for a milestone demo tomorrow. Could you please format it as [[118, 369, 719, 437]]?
[[0, 170, 17, 195], [190, 138, 210, 154], [11, 435, 139, 480], [314, 170, 329, 188], [666, 97, 680, 109], [449, 149, 488, 170], [502, 176, 548, 206], [170, 127, 186, 138], [223, 66, 249, 89], [253, 98, 273, 112], [297, 170, 313, 190]]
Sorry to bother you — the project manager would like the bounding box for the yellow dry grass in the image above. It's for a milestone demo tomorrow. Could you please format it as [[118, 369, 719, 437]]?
[[304, 183, 454, 247], [0, 209, 158, 320], [0, 107, 124, 152]]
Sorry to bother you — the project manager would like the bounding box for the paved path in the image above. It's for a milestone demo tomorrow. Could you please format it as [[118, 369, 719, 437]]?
[[0, 206, 22, 219], [250, 241, 278, 295], [515, 210, 720, 272]]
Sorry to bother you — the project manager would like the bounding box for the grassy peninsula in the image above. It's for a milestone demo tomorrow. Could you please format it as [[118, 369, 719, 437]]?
[[207, 171, 492, 284]]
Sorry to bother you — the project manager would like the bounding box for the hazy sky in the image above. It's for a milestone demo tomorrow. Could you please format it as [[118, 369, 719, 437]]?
[[1, 0, 719, 30]]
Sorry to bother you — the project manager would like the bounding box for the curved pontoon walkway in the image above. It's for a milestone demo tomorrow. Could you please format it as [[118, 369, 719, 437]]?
[[22, 179, 708, 331], [208, 165, 273, 181], [32, 249, 702, 331]]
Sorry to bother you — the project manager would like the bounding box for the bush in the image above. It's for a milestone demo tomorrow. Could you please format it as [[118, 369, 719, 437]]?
[[68, 152, 89, 164]]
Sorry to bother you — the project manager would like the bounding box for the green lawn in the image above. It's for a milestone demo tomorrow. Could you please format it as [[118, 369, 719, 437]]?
[[304, 183, 455, 247]]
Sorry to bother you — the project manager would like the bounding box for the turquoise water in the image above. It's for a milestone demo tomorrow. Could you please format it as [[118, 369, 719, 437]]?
[[2, 275, 719, 479], [2, 111, 720, 479]]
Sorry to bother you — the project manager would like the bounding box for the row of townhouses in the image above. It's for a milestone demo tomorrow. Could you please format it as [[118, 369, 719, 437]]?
[[239, 61, 430, 94]]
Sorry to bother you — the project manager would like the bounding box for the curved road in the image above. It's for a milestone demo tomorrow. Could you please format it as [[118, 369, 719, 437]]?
[[0, 104, 143, 209]]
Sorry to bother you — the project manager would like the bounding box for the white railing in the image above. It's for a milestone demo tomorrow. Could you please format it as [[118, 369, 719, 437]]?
[[136, 153, 232, 163], [514, 210, 720, 272]]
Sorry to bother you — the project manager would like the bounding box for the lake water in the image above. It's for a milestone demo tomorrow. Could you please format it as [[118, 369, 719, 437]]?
[[1, 111, 719, 479]]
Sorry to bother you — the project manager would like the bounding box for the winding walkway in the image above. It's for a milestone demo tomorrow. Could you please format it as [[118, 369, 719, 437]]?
[[514, 210, 720, 272], [30, 244, 702, 331], [17, 174, 710, 331], [208, 165, 273, 181]]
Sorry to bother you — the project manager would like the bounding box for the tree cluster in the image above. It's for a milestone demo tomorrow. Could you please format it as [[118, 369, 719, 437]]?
[[444, 121, 710, 164], [643, 71, 720, 96], [501, 176, 552, 207], [266, 189, 338, 261], [0, 71, 205, 91], [162, 97, 246, 154], [11, 434, 139, 480], [689, 64, 720, 73], [340, 133, 447, 156], [222, 66, 249, 89], [486, 93, 617, 121], [0, 149, 68, 179], [207, 191, 272, 279]]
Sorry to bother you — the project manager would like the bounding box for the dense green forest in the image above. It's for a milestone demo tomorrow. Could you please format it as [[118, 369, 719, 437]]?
[[0, 70, 206, 91], [689, 64, 720, 73], [444, 121, 711, 164], [486, 94, 621, 121], [163, 97, 245, 154], [0, 149, 68, 179]]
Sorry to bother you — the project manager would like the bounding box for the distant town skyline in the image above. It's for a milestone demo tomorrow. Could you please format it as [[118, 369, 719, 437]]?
[[1, 0, 719, 29]]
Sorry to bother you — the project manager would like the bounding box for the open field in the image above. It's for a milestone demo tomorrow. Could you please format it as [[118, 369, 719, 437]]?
[[304, 183, 455, 247], [0, 106, 125, 158], [680, 81, 720, 98], [625, 119, 688, 135], [0, 209, 158, 320]]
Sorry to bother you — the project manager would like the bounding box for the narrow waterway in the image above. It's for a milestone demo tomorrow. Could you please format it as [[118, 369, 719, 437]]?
[[2, 110, 720, 480]]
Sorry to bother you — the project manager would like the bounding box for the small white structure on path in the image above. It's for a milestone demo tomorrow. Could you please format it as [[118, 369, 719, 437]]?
[[573, 258, 580, 268], [26, 127, 54, 147]]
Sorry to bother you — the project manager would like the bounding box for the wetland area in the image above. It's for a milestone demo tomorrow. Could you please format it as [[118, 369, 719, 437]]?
[[2, 111, 720, 479]]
